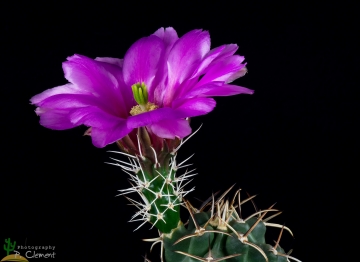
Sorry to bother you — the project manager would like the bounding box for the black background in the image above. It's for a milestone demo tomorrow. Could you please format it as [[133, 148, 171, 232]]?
[[1, 1, 356, 261]]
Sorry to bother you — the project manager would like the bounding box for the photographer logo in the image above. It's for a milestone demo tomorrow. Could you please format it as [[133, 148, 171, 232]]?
[[2, 238, 56, 261]]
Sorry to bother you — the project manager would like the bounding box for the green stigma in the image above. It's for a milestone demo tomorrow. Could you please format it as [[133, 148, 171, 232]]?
[[130, 82, 158, 116], [131, 82, 148, 106]]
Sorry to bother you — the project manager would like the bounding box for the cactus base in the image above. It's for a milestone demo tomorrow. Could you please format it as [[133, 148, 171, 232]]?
[[144, 187, 300, 262]]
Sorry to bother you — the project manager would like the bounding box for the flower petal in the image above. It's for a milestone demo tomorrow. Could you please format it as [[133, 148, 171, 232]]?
[[173, 97, 216, 117], [95, 57, 123, 68], [63, 54, 131, 117], [69, 106, 124, 128], [153, 27, 179, 51], [126, 108, 183, 129], [152, 27, 179, 104], [35, 107, 76, 130], [211, 44, 239, 62], [90, 120, 132, 148], [37, 92, 130, 122], [37, 94, 99, 109], [226, 66, 248, 83], [94, 58, 135, 114], [184, 82, 254, 97], [164, 29, 211, 106], [196, 55, 246, 87], [188, 44, 240, 80], [64, 55, 116, 94], [70, 106, 132, 147], [122, 35, 165, 92], [30, 84, 87, 105], [188, 45, 226, 80], [149, 119, 191, 139]]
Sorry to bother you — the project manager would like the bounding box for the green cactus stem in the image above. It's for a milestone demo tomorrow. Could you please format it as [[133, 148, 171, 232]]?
[[110, 125, 198, 233], [4, 238, 16, 256]]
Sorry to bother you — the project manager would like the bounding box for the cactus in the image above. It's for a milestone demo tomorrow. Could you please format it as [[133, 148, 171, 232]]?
[[29, 27, 301, 262], [3, 238, 16, 256], [159, 190, 299, 262], [109, 127, 301, 262]]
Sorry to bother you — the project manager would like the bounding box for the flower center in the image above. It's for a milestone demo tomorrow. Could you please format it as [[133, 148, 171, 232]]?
[[130, 82, 158, 116]]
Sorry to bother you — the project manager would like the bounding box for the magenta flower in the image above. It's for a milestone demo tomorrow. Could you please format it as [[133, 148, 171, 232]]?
[[31, 27, 253, 147]]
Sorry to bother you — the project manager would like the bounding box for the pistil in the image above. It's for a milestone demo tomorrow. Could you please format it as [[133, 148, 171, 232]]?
[[130, 82, 158, 115]]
